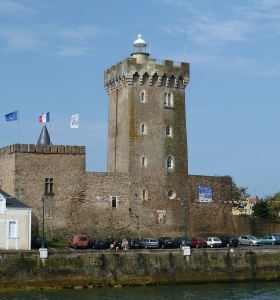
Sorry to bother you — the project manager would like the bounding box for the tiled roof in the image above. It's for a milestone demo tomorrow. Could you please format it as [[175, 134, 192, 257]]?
[[0, 189, 31, 209]]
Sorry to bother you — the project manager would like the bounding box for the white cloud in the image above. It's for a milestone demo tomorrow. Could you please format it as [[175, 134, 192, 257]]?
[[57, 25, 112, 41], [0, 27, 46, 51], [0, 0, 35, 15], [55, 46, 94, 57]]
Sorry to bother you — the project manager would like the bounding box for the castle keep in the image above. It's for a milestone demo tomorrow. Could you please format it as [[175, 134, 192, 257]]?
[[0, 35, 232, 240]]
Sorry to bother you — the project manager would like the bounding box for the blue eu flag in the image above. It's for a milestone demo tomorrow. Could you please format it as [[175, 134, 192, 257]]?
[[5, 111, 18, 122]]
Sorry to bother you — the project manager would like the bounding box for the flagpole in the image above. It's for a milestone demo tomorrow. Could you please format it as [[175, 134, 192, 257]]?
[[78, 111, 80, 146], [18, 109, 19, 144]]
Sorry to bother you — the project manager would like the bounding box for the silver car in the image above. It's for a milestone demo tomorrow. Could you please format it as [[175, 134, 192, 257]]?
[[140, 238, 159, 249], [238, 235, 261, 246]]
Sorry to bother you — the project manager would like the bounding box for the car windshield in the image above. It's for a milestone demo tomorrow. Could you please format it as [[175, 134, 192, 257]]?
[[248, 236, 258, 240], [213, 238, 220, 241], [165, 237, 173, 241], [150, 239, 157, 242]]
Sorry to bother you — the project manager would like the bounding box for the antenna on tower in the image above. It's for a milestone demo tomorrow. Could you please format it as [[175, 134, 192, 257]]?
[[184, 31, 186, 62]]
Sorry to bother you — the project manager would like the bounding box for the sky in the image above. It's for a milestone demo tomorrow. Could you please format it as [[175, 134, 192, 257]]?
[[0, 0, 279, 199]]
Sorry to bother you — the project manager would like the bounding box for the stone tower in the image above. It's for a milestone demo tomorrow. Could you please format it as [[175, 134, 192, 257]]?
[[104, 35, 190, 201]]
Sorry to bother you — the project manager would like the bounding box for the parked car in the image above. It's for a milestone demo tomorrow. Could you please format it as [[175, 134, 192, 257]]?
[[126, 237, 141, 249], [140, 238, 159, 249], [31, 236, 48, 248], [173, 236, 191, 248], [205, 237, 222, 248], [190, 237, 207, 248], [219, 235, 239, 247], [260, 235, 280, 245], [267, 233, 280, 238], [158, 237, 174, 249], [87, 238, 106, 249], [105, 238, 122, 250], [69, 234, 88, 249], [238, 235, 261, 246]]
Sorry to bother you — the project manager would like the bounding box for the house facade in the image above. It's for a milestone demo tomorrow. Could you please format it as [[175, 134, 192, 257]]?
[[0, 189, 32, 250]]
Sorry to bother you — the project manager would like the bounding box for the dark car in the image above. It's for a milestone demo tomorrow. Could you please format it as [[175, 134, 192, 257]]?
[[219, 235, 238, 247], [105, 238, 122, 250], [87, 238, 106, 249], [173, 236, 190, 248], [31, 237, 48, 248], [190, 237, 207, 248], [158, 237, 174, 249], [126, 238, 140, 249]]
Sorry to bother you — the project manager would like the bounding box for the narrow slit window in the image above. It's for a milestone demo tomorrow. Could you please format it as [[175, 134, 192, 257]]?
[[167, 156, 173, 168], [112, 197, 117, 208]]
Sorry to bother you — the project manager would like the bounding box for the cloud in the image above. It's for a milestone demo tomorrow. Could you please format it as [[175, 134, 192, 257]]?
[[57, 25, 112, 41], [0, 0, 36, 15], [54, 46, 94, 57], [0, 27, 46, 51]]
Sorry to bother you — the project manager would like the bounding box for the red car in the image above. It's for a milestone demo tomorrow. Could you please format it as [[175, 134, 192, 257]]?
[[190, 237, 207, 248], [69, 234, 88, 249]]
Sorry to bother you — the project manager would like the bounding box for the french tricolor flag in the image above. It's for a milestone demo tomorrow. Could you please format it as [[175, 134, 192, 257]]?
[[39, 112, 50, 123]]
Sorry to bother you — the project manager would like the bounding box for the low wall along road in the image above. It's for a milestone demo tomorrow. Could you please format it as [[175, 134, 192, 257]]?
[[0, 248, 280, 291]]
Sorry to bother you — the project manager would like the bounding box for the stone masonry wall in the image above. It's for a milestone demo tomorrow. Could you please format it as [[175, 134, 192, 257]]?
[[0, 145, 16, 195], [188, 174, 232, 202]]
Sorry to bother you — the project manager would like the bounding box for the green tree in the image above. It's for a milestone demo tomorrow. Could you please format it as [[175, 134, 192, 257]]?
[[264, 192, 280, 220], [252, 200, 271, 219], [230, 177, 250, 200], [226, 175, 251, 200]]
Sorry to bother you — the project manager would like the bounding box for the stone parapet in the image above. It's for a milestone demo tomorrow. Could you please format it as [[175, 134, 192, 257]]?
[[0, 144, 85, 155], [104, 57, 190, 94]]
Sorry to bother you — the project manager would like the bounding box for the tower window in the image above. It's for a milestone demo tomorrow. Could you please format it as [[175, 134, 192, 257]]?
[[141, 123, 146, 134], [167, 156, 174, 169], [142, 155, 147, 167], [140, 90, 147, 103], [45, 178, 54, 194], [166, 124, 172, 137], [142, 189, 148, 200], [163, 92, 173, 107], [111, 197, 117, 208], [163, 93, 167, 105], [168, 190, 176, 199]]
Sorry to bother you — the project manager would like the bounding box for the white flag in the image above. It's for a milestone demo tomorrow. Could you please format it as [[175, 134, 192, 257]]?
[[71, 114, 79, 128]]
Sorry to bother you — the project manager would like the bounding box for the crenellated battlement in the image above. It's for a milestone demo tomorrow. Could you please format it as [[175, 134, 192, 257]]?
[[0, 144, 85, 155], [104, 57, 189, 94]]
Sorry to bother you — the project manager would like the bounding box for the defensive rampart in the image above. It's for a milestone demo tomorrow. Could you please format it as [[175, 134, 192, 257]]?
[[1, 248, 280, 291]]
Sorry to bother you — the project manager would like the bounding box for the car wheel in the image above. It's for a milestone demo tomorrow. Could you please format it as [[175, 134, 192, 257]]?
[[238, 241, 241, 245], [74, 244, 78, 250], [196, 244, 199, 248], [92, 245, 95, 249], [227, 243, 230, 247], [145, 245, 148, 249], [210, 244, 214, 248], [161, 245, 165, 249], [250, 242, 253, 246], [180, 245, 183, 249], [272, 241, 275, 245]]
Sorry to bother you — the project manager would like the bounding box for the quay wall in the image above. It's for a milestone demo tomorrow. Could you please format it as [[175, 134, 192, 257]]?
[[1, 248, 280, 291]]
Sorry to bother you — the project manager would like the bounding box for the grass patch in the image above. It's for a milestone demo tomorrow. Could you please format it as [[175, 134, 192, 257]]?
[[49, 240, 69, 247]]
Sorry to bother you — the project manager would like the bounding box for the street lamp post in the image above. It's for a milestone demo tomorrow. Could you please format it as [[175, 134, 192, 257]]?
[[41, 195, 45, 249], [181, 197, 188, 246]]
